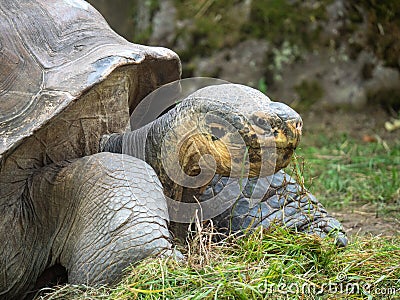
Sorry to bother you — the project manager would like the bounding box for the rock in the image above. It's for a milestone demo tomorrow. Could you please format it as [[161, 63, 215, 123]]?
[[270, 48, 399, 108], [365, 65, 400, 96], [150, 0, 177, 45], [194, 39, 270, 87]]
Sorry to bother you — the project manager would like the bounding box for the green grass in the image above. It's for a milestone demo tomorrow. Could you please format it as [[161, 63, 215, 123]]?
[[39, 227, 400, 300], [291, 134, 400, 218]]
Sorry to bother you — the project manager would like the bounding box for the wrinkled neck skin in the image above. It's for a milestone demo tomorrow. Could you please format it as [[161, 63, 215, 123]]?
[[131, 109, 183, 201], [103, 105, 189, 201]]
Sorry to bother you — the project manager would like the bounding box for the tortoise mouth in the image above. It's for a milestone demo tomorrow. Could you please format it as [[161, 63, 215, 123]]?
[[188, 130, 301, 178], [244, 145, 297, 177], [178, 144, 291, 178], [239, 119, 301, 176]]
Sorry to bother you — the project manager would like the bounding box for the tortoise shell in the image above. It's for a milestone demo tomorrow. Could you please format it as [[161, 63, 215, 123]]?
[[0, 0, 181, 162]]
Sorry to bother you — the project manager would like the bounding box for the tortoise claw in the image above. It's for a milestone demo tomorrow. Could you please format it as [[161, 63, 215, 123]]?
[[301, 216, 348, 247], [335, 233, 348, 247]]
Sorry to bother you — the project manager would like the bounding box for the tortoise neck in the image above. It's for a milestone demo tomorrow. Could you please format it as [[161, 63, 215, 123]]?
[[104, 102, 211, 201], [123, 106, 179, 158], [121, 122, 153, 160], [127, 107, 184, 200]]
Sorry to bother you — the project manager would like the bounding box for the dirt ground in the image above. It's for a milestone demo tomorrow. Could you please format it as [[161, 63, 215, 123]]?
[[332, 206, 400, 237], [301, 106, 400, 237], [301, 106, 398, 143]]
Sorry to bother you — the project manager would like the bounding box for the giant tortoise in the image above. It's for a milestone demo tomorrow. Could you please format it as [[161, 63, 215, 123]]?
[[0, 0, 346, 299]]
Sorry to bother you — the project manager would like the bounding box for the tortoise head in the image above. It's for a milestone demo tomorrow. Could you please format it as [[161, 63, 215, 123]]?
[[240, 101, 302, 176], [173, 84, 302, 178]]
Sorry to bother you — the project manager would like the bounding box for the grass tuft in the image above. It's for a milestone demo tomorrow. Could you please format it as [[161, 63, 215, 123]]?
[[38, 227, 400, 300], [292, 134, 400, 217]]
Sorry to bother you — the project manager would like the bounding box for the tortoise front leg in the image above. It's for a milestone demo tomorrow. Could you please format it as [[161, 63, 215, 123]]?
[[202, 171, 348, 247], [28, 153, 172, 289]]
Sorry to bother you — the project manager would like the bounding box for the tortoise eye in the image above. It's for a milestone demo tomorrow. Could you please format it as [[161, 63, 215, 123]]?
[[256, 117, 267, 127], [210, 126, 226, 140]]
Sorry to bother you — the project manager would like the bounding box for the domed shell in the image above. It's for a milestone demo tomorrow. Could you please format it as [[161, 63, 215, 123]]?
[[0, 0, 181, 162]]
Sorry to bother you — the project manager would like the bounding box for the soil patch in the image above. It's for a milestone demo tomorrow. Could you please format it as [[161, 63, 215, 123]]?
[[332, 206, 400, 237]]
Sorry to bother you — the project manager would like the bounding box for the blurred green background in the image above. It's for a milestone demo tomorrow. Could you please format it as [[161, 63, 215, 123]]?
[[87, 0, 400, 111]]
